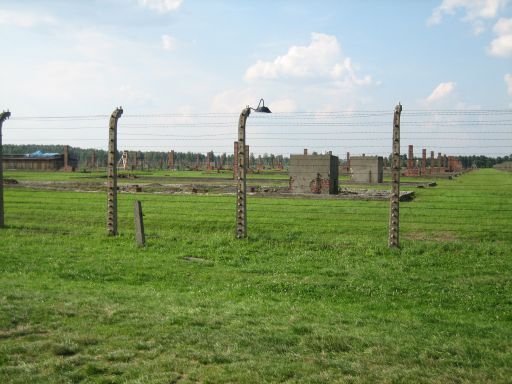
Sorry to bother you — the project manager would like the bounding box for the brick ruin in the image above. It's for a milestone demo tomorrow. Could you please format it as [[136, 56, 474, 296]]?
[[167, 150, 175, 170], [61, 145, 75, 172], [403, 144, 462, 176]]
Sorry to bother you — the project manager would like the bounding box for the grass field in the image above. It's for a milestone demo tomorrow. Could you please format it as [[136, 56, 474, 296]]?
[[3, 169, 292, 182], [0, 169, 511, 383]]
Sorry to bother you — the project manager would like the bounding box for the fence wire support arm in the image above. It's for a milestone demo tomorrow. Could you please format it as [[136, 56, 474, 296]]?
[[107, 106, 123, 236], [389, 103, 402, 248], [0, 110, 11, 228], [236, 107, 250, 239]]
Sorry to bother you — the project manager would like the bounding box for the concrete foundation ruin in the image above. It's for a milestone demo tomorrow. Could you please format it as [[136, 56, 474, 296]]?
[[350, 155, 383, 183], [289, 153, 339, 194]]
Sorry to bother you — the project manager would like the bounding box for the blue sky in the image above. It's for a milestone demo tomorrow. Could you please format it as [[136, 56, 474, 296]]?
[[0, 0, 511, 155], [1, 0, 511, 114]]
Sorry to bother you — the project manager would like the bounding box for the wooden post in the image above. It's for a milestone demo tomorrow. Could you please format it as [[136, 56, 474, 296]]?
[[107, 107, 123, 236], [236, 107, 250, 238], [134, 200, 145, 247], [389, 103, 402, 248], [0, 111, 11, 228]]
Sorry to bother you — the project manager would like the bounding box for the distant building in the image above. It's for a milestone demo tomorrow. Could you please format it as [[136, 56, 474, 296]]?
[[2, 147, 77, 171]]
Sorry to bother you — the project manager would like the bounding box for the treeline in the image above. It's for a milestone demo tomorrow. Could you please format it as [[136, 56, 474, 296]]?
[[2, 145, 290, 170], [457, 155, 511, 168], [391, 154, 511, 168]]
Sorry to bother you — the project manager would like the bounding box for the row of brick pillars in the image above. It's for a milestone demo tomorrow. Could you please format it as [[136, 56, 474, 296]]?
[[405, 145, 462, 175], [206, 151, 212, 171]]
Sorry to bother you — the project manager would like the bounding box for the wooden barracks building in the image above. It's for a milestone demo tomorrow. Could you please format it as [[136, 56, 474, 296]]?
[[2, 146, 76, 171]]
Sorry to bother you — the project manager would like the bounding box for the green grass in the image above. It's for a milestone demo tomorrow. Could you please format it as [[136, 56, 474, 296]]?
[[0, 169, 511, 383], [3, 169, 291, 182]]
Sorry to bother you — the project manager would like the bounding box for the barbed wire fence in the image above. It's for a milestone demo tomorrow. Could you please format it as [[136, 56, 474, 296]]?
[[1, 106, 511, 246]]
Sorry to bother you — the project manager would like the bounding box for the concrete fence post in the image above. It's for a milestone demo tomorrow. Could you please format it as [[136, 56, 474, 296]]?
[[233, 141, 238, 179], [389, 103, 402, 248], [236, 107, 250, 238], [0, 110, 11, 228], [107, 107, 123, 236], [134, 200, 145, 247]]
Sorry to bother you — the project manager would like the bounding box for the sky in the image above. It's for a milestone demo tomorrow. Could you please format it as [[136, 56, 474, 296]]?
[[0, 0, 511, 156]]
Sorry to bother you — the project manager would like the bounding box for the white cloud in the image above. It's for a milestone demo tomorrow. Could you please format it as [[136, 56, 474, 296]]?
[[161, 34, 177, 50], [473, 20, 486, 34], [505, 74, 512, 95], [246, 33, 339, 80], [0, 9, 55, 28], [489, 33, 512, 56], [211, 89, 259, 113], [269, 98, 297, 113], [138, 0, 182, 13], [118, 85, 156, 107], [214, 34, 377, 114], [488, 18, 512, 56], [71, 29, 117, 61], [493, 16, 512, 34], [245, 32, 373, 88], [428, 0, 507, 24], [426, 82, 456, 103]]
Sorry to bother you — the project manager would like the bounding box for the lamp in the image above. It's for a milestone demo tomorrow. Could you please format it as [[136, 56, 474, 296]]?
[[252, 99, 272, 114]]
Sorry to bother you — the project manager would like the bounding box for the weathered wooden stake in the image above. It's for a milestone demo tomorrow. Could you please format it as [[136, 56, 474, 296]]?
[[134, 200, 145, 247], [107, 107, 123, 236], [0, 111, 11, 228], [236, 107, 250, 238], [389, 103, 402, 248]]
